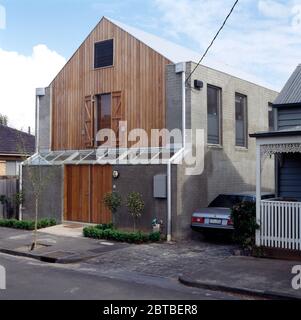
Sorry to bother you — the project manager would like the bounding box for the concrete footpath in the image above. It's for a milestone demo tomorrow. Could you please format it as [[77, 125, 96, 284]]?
[[179, 255, 301, 300], [0, 226, 128, 263]]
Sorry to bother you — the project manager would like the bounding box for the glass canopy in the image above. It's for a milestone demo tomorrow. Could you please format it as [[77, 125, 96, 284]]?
[[24, 147, 182, 166]]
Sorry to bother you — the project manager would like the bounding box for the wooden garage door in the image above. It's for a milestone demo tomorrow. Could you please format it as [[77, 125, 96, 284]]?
[[64, 165, 112, 224]]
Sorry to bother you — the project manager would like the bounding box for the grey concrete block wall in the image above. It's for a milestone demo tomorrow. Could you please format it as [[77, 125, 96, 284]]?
[[166, 62, 279, 239], [112, 165, 172, 234], [21, 165, 63, 223]]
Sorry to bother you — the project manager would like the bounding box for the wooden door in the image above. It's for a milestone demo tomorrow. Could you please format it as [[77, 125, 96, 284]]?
[[91, 165, 112, 224], [64, 165, 112, 224], [65, 165, 91, 223]]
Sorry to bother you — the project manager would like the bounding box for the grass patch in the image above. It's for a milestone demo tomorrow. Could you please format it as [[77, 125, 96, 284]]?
[[83, 226, 161, 244], [0, 218, 57, 231]]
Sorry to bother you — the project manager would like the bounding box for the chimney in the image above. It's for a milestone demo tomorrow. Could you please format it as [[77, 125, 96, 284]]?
[[28, 126, 31, 135]]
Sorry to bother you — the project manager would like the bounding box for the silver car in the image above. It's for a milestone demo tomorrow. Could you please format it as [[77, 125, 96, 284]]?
[[191, 192, 274, 233]]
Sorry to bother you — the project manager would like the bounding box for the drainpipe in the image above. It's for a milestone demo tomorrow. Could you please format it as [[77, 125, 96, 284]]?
[[19, 163, 23, 221], [166, 62, 186, 242]]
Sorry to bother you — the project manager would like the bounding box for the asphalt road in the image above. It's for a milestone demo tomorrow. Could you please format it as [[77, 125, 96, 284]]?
[[0, 253, 245, 300]]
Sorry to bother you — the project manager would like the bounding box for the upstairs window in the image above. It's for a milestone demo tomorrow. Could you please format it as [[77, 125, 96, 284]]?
[[96, 94, 112, 145], [207, 85, 222, 145], [94, 39, 114, 69], [268, 102, 275, 131], [235, 93, 248, 148]]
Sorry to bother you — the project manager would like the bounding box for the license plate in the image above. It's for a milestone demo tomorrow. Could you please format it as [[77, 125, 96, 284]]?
[[209, 219, 222, 225]]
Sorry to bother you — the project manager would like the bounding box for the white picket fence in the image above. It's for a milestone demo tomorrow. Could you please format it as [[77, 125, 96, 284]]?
[[259, 200, 301, 251]]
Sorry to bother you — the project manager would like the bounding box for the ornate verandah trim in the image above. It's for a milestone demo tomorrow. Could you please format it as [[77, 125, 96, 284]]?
[[261, 143, 301, 157]]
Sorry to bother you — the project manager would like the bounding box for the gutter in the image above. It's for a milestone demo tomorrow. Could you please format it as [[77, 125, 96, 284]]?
[[166, 62, 186, 242]]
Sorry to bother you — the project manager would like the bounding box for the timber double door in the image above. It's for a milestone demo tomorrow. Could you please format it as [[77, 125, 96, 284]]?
[[64, 165, 112, 224]]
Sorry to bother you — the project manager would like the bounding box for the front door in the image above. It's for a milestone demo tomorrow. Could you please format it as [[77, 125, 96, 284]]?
[[64, 165, 112, 224]]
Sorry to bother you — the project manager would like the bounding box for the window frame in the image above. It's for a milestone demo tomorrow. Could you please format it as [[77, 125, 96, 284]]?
[[95, 93, 112, 146], [207, 84, 223, 146], [235, 92, 248, 148], [94, 39, 114, 70]]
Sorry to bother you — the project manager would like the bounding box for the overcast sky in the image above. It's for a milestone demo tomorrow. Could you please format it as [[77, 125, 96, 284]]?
[[0, 0, 300, 131]]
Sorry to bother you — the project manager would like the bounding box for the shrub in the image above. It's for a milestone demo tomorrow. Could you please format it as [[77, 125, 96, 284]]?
[[83, 226, 161, 244], [231, 201, 259, 249], [0, 218, 56, 231], [103, 192, 122, 215], [95, 223, 114, 230], [126, 192, 145, 231]]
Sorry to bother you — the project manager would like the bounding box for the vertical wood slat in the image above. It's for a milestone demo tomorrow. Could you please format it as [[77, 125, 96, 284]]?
[[260, 200, 301, 251], [51, 17, 170, 151], [65, 165, 112, 224]]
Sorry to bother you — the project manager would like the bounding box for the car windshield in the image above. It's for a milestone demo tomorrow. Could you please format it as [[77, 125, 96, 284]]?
[[209, 195, 254, 208]]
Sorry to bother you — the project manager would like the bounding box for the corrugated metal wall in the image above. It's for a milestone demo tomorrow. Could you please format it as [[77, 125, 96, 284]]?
[[277, 107, 301, 130]]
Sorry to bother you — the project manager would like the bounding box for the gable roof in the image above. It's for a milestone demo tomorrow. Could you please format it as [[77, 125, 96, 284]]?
[[274, 64, 301, 106], [105, 17, 276, 91], [0, 124, 35, 156], [106, 17, 201, 64]]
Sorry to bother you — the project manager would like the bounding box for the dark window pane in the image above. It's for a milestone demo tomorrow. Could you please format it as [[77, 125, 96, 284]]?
[[97, 94, 111, 145], [207, 85, 222, 144], [235, 93, 247, 147], [268, 103, 274, 131], [94, 39, 114, 69], [209, 195, 239, 208]]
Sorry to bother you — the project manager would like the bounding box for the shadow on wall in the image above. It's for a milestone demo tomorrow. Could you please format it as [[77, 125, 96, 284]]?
[[112, 165, 170, 234], [21, 165, 63, 223], [174, 148, 275, 240]]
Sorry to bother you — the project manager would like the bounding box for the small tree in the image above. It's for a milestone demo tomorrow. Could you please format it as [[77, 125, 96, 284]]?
[[17, 133, 54, 251], [126, 192, 144, 232], [103, 192, 122, 224]]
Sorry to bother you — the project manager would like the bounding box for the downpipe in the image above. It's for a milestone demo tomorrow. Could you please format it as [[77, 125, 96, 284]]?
[[166, 63, 186, 242]]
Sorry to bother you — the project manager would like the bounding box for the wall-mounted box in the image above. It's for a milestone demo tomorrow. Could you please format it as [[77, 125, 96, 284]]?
[[153, 174, 167, 199]]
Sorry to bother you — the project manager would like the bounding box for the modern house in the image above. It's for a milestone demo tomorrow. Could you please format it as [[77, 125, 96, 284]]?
[[0, 124, 35, 176], [251, 64, 301, 252], [22, 17, 278, 240]]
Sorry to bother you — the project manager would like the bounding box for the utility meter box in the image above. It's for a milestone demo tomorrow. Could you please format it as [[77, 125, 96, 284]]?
[[153, 174, 167, 199]]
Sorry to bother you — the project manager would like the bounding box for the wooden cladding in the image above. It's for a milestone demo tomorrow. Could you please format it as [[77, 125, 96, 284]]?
[[51, 17, 170, 151], [64, 165, 112, 224]]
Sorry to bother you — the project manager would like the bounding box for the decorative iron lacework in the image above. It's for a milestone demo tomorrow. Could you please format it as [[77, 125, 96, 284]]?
[[261, 143, 301, 156]]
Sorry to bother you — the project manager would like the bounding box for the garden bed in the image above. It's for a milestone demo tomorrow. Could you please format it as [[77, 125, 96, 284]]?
[[0, 218, 57, 231], [83, 225, 161, 244]]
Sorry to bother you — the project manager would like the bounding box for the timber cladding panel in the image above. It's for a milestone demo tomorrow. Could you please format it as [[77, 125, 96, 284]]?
[[64, 165, 112, 224], [51, 17, 171, 150]]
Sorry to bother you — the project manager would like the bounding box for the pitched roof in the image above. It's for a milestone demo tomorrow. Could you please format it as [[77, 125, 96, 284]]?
[[107, 17, 201, 64], [274, 64, 301, 106], [106, 17, 277, 91], [0, 124, 35, 156]]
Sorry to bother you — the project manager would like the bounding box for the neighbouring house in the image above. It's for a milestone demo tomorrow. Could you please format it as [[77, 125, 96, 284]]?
[[0, 124, 35, 176], [251, 64, 301, 253], [22, 17, 278, 240], [0, 124, 35, 219]]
